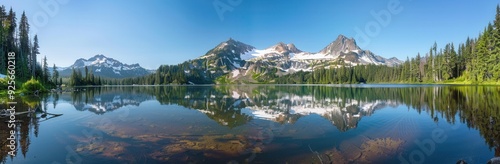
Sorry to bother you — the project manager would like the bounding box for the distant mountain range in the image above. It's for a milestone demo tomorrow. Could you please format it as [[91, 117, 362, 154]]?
[[58, 35, 402, 81], [183, 34, 402, 83], [58, 54, 152, 78]]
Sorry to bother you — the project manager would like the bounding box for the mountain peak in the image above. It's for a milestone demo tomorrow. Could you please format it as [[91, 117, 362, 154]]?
[[226, 37, 235, 43], [270, 42, 288, 52], [286, 43, 301, 53], [334, 35, 358, 50], [319, 35, 360, 55], [88, 54, 114, 61], [199, 38, 255, 69], [336, 34, 348, 40], [268, 42, 302, 53], [224, 37, 242, 45], [94, 54, 106, 58], [215, 38, 253, 51]]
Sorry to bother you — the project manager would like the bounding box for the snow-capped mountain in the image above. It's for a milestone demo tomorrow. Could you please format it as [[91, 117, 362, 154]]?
[[190, 35, 402, 82], [240, 42, 301, 61], [198, 38, 254, 71], [59, 54, 151, 78], [240, 35, 402, 68]]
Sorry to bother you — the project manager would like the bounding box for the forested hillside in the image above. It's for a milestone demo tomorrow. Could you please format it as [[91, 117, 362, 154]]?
[[0, 6, 61, 87]]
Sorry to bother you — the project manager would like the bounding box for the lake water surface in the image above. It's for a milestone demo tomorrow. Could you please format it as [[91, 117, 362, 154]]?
[[1, 85, 499, 163]]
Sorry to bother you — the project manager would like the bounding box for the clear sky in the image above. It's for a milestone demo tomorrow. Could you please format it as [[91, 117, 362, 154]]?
[[2, 0, 499, 69]]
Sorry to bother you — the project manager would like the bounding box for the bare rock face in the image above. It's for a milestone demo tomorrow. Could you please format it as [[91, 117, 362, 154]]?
[[319, 35, 361, 56], [271, 42, 289, 53], [286, 43, 302, 53], [267, 42, 302, 54]]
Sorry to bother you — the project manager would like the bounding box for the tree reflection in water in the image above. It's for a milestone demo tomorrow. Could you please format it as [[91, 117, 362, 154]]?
[[0, 95, 57, 163], [0, 85, 499, 162]]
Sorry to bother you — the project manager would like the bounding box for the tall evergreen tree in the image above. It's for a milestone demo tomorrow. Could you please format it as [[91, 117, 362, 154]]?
[[70, 68, 77, 86], [490, 5, 500, 80], [474, 30, 489, 82], [84, 66, 89, 84], [52, 64, 59, 86], [432, 42, 437, 81], [18, 11, 30, 80], [42, 56, 49, 83], [415, 53, 422, 82], [0, 6, 6, 74], [31, 35, 39, 76], [6, 8, 16, 52]]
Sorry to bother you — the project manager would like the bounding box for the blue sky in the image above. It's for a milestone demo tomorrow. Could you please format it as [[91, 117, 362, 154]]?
[[2, 0, 499, 69]]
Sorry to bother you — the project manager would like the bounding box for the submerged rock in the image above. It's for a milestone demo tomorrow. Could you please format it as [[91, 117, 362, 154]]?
[[488, 157, 500, 164], [163, 135, 250, 158], [75, 141, 129, 159], [311, 137, 404, 164]]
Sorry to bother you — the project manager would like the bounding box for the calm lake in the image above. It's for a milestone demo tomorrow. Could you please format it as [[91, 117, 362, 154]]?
[[1, 85, 499, 163]]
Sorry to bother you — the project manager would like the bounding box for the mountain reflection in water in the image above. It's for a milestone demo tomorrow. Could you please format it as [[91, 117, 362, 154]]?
[[0, 85, 499, 163]]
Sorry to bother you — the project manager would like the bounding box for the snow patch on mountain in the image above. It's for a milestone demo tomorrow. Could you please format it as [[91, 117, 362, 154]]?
[[291, 52, 332, 60], [240, 49, 261, 60], [231, 69, 240, 78]]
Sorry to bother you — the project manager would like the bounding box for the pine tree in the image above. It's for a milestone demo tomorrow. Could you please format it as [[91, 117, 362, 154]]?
[[0, 6, 6, 74], [84, 66, 89, 84], [464, 37, 476, 81], [88, 67, 94, 85], [426, 48, 434, 82], [32, 35, 39, 77], [415, 53, 422, 82], [70, 68, 76, 86], [52, 64, 59, 86], [76, 69, 83, 85], [42, 56, 49, 84], [410, 57, 415, 82], [155, 72, 161, 85], [490, 5, 500, 80], [432, 42, 437, 81], [6, 8, 16, 52], [474, 30, 489, 82], [456, 43, 464, 77], [442, 43, 454, 80], [424, 52, 431, 82], [18, 11, 30, 80]]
